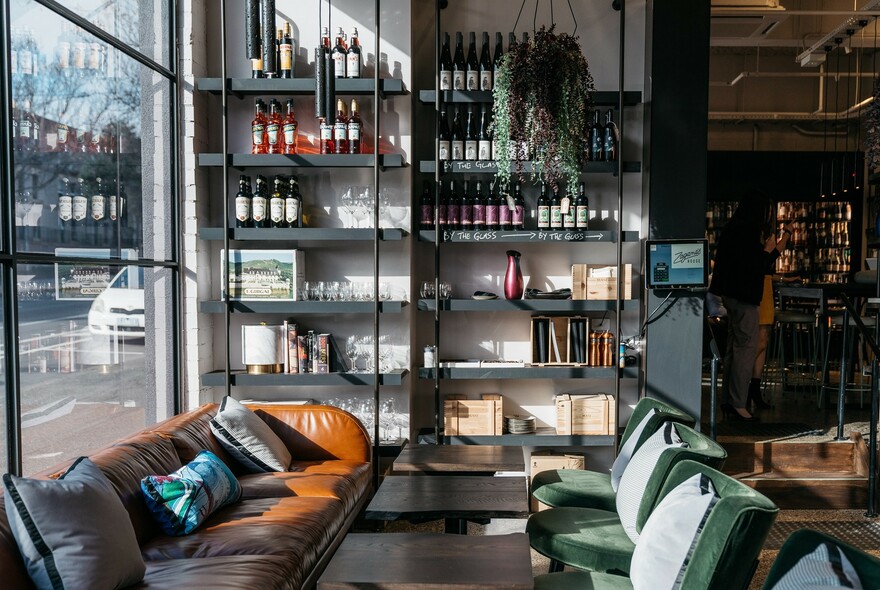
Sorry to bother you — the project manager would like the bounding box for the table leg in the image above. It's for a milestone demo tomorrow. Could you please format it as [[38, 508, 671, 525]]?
[[445, 517, 468, 534]]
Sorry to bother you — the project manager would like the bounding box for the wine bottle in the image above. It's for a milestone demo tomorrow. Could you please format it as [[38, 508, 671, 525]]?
[[492, 33, 503, 88], [347, 99, 362, 154], [448, 180, 461, 230], [451, 109, 464, 161], [603, 109, 617, 162], [285, 175, 303, 228], [486, 181, 500, 230], [466, 32, 479, 90], [334, 99, 348, 154], [279, 22, 293, 78], [235, 175, 252, 228], [473, 180, 486, 231], [452, 32, 466, 90], [438, 109, 451, 161], [319, 115, 333, 154], [420, 181, 435, 230], [439, 33, 453, 91], [478, 107, 491, 161], [499, 181, 512, 231], [537, 182, 550, 231], [512, 181, 525, 230], [346, 27, 362, 78], [19, 99, 34, 152], [437, 180, 448, 229], [282, 99, 297, 154], [460, 180, 474, 230], [91, 176, 107, 224], [562, 187, 576, 230], [252, 175, 269, 228], [251, 99, 267, 154], [267, 99, 283, 154], [549, 185, 562, 230], [58, 177, 73, 236], [72, 177, 88, 226], [464, 108, 477, 161], [479, 32, 493, 90], [270, 176, 286, 228], [332, 27, 347, 78], [590, 110, 604, 162], [575, 181, 590, 230]]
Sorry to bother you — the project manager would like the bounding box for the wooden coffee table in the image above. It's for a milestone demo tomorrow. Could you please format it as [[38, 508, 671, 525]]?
[[393, 444, 526, 473], [365, 475, 529, 534], [317, 532, 534, 589]]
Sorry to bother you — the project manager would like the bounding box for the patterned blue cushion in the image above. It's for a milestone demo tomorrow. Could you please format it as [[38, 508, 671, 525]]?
[[140, 450, 241, 536]]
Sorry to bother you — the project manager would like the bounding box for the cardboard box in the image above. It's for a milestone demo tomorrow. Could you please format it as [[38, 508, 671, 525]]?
[[529, 451, 586, 512], [444, 394, 503, 436], [572, 264, 633, 300], [222, 249, 305, 301], [555, 393, 616, 435]]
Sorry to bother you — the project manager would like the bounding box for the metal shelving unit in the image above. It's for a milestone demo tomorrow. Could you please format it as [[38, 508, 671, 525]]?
[[417, 299, 620, 312], [197, 77, 408, 96], [417, 229, 639, 243], [418, 367, 638, 380], [201, 369, 409, 387], [199, 300, 407, 314], [197, 153, 406, 168], [199, 227, 407, 241]]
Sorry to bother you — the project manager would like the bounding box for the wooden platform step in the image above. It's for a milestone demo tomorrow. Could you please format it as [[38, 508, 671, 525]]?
[[737, 471, 868, 509]]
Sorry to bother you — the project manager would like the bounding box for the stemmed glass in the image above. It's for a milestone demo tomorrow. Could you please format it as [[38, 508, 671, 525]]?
[[340, 185, 357, 228], [346, 336, 361, 373]]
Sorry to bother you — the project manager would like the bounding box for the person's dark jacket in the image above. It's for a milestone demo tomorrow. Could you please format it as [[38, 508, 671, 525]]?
[[709, 222, 779, 305]]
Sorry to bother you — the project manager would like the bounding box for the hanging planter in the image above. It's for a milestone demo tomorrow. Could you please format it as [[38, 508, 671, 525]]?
[[492, 26, 595, 195], [865, 76, 880, 173]]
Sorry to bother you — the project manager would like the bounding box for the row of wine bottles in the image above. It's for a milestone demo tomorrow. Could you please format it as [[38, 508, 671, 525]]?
[[234, 174, 304, 228], [11, 99, 133, 154], [438, 31, 504, 91], [11, 24, 118, 81], [250, 97, 363, 155], [776, 248, 850, 275], [438, 106, 617, 163], [56, 176, 127, 226], [419, 180, 591, 232]]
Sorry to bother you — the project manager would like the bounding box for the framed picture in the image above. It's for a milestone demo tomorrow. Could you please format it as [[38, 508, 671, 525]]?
[[54, 248, 138, 300], [221, 249, 304, 301]]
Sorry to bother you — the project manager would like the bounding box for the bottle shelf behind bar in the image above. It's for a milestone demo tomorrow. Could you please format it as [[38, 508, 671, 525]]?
[[417, 299, 625, 312], [198, 153, 406, 168], [196, 77, 408, 96], [418, 366, 638, 380], [418, 89, 641, 106], [418, 229, 639, 243], [199, 300, 407, 314], [419, 160, 639, 175], [199, 227, 407, 241], [201, 369, 408, 387]]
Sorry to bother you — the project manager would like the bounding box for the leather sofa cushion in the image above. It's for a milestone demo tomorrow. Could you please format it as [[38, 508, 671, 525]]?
[[238, 461, 370, 511], [140, 496, 346, 588], [0, 502, 34, 589], [130, 555, 300, 590], [252, 405, 372, 463]]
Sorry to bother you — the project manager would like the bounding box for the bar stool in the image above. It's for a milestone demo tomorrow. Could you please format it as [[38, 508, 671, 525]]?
[[772, 308, 820, 400], [819, 310, 876, 409]]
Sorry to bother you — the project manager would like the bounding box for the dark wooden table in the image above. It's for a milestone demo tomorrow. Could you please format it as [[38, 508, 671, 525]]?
[[317, 532, 534, 589], [365, 475, 529, 534], [393, 444, 526, 473]]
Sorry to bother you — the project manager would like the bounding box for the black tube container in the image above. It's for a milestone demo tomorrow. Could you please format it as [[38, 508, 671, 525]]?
[[260, 0, 276, 75], [535, 319, 548, 364], [323, 50, 335, 122], [245, 0, 260, 59], [314, 48, 326, 119]]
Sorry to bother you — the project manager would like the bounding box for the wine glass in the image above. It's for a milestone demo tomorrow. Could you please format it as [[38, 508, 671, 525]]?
[[420, 281, 435, 299], [346, 336, 360, 373], [340, 185, 356, 228]]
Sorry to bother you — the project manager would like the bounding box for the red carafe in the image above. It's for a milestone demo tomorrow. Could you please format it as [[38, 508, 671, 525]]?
[[504, 250, 523, 300]]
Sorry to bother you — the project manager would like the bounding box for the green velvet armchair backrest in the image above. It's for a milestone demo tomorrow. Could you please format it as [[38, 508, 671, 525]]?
[[619, 396, 696, 451]]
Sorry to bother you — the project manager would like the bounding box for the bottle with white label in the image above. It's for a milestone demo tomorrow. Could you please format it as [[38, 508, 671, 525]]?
[[331, 27, 347, 78], [285, 176, 303, 228], [451, 110, 464, 161], [575, 182, 589, 230], [72, 177, 88, 227], [91, 177, 107, 223], [452, 32, 466, 90], [252, 175, 269, 228], [270, 176, 286, 228], [478, 108, 491, 161], [464, 108, 477, 161], [466, 32, 479, 90], [479, 32, 493, 90], [438, 33, 452, 90], [58, 177, 73, 234], [333, 99, 348, 154], [235, 175, 251, 228], [438, 110, 451, 161], [347, 99, 362, 154], [346, 27, 362, 78], [537, 182, 550, 231]]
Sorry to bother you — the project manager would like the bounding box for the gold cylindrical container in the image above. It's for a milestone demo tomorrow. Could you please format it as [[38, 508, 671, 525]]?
[[246, 363, 283, 374]]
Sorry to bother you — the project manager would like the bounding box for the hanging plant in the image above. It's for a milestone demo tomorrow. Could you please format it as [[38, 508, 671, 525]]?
[[492, 26, 595, 196], [865, 76, 880, 173]]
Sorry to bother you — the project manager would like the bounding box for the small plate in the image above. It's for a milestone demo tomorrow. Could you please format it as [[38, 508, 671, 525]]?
[[472, 294, 498, 300]]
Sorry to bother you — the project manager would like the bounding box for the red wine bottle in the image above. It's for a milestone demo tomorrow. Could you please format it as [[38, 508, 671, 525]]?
[[451, 109, 464, 161], [464, 108, 477, 161], [466, 32, 479, 90], [537, 181, 550, 231], [452, 32, 466, 90], [498, 181, 512, 231], [603, 109, 618, 162], [437, 180, 447, 229], [420, 180, 435, 230], [512, 181, 524, 229], [447, 180, 460, 230], [492, 33, 503, 89], [439, 32, 452, 90], [478, 107, 491, 161], [486, 181, 500, 231], [479, 31, 493, 90], [438, 109, 451, 161], [590, 110, 604, 162], [575, 181, 590, 230], [460, 179, 473, 230], [550, 186, 562, 230], [473, 180, 486, 230]]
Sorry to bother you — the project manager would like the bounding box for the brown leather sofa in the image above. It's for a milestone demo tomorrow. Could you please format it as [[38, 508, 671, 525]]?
[[0, 403, 372, 589]]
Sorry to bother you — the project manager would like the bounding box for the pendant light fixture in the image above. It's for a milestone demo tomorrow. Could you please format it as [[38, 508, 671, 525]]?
[[821, 45, 832, 199], [832, 37, 843, 197], [843, 29, 853, 195]]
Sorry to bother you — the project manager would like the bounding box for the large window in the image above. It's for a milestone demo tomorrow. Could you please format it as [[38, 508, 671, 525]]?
[[5, 0, 178, 474]]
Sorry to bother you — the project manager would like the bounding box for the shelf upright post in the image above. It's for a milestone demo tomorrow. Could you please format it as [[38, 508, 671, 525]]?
[[221, 0, 232, 396], [372, 0, 382, 486], [0, 0, 22, 475], [614, 0, 626, 455], [433, 0, 442, 444]]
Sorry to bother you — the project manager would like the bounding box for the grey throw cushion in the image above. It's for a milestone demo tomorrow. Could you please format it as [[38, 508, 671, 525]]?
[[210, 396, 292, 472], [2, 457, 145, 590], [771, 542, 863, 590], [629, 472, 719, 590], [615, 421, 687, 543], [610, 408, 657, 491]]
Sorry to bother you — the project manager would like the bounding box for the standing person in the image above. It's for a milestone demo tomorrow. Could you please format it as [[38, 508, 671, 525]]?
[[709, 191, 793, 421], [749, 269, 776, 412]]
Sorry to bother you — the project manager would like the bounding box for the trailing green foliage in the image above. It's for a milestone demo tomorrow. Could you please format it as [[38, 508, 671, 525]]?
[[866, 76, 880, 172]]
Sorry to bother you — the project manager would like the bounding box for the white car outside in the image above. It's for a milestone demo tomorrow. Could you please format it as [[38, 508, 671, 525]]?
[[87, 266, 145, 339]]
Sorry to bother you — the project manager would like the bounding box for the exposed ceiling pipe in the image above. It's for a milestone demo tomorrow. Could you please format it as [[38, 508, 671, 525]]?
[[791, 124, 847, 136], [795, 0, 880, 64], [708, 96, 873, 120], [710, 70, 875, 87]]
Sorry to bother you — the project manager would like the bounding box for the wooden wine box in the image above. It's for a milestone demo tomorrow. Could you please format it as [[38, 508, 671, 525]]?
[[530, 316, 590, 365], [444, 394, 503, 436], [529, 451, 586, 512], [555, 393, 615, 435], [571, 264, 633, 300]]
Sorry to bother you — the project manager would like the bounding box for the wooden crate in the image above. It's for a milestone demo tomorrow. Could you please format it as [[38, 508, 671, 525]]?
[[530, 316, 590, 365], [444, 394, 503, 436], [572, 264, 633, 300], [529, 451, 586, 512], [555, 393, 615, 435]]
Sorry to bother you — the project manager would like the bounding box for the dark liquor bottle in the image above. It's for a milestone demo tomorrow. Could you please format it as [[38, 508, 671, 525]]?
[[279, 22, 293, 78], [512, 181, 525, 229], [486, 181, 500, 230], [562, 187, 576, 230], [331, 27, 347, 78], [459, 180, 473, 230], [18, 99, 34, 152], [334, 99, 348, 154], [285, 176, 303, 228], [91, 176, 107, 224], [479, 32, 493, 90], [319, 116, 334, 154], [603, 110, 618, 162], [235, 175, 252, 228], [420, 181, 435, 230], [267, 99, 283, 154], [346, 27, 362, 78], [492, 33, 503, 89], [464, 108, 478, 161], [439, 33, 452, 91], [590, 110, 604, 162], [537, 182, 550, 231], [447, 180, 461, 230], [282, 99, 297, 154], [270, 176, 287, 228], [472, 180, 486, 231], [252, 175, 269, 228], [549, 186, 563, 230], [452, 32, 466, 90], [347, 99, 362, 154], [58, 177, 73, 234], [252, 99, 267, 154], [575, 181, 589, 229], [466, 32, 479, 90], [72, 177, 88, 227], [54, 117, 71, 152], [271, 29, 281, 79], [451, 109, 465, 161], [437, 180, 448, 229], [438, 109, 451, 161], [478, 107, 492, 161], [499, 181, 512, 231]]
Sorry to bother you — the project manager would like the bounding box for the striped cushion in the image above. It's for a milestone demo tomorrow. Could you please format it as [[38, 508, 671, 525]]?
[[210, 396, 292, 472], [615, 421, 686, 543], [610, 408, 657, 491], [630, 472, 719, 590], [771, 542, 863, 590]]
